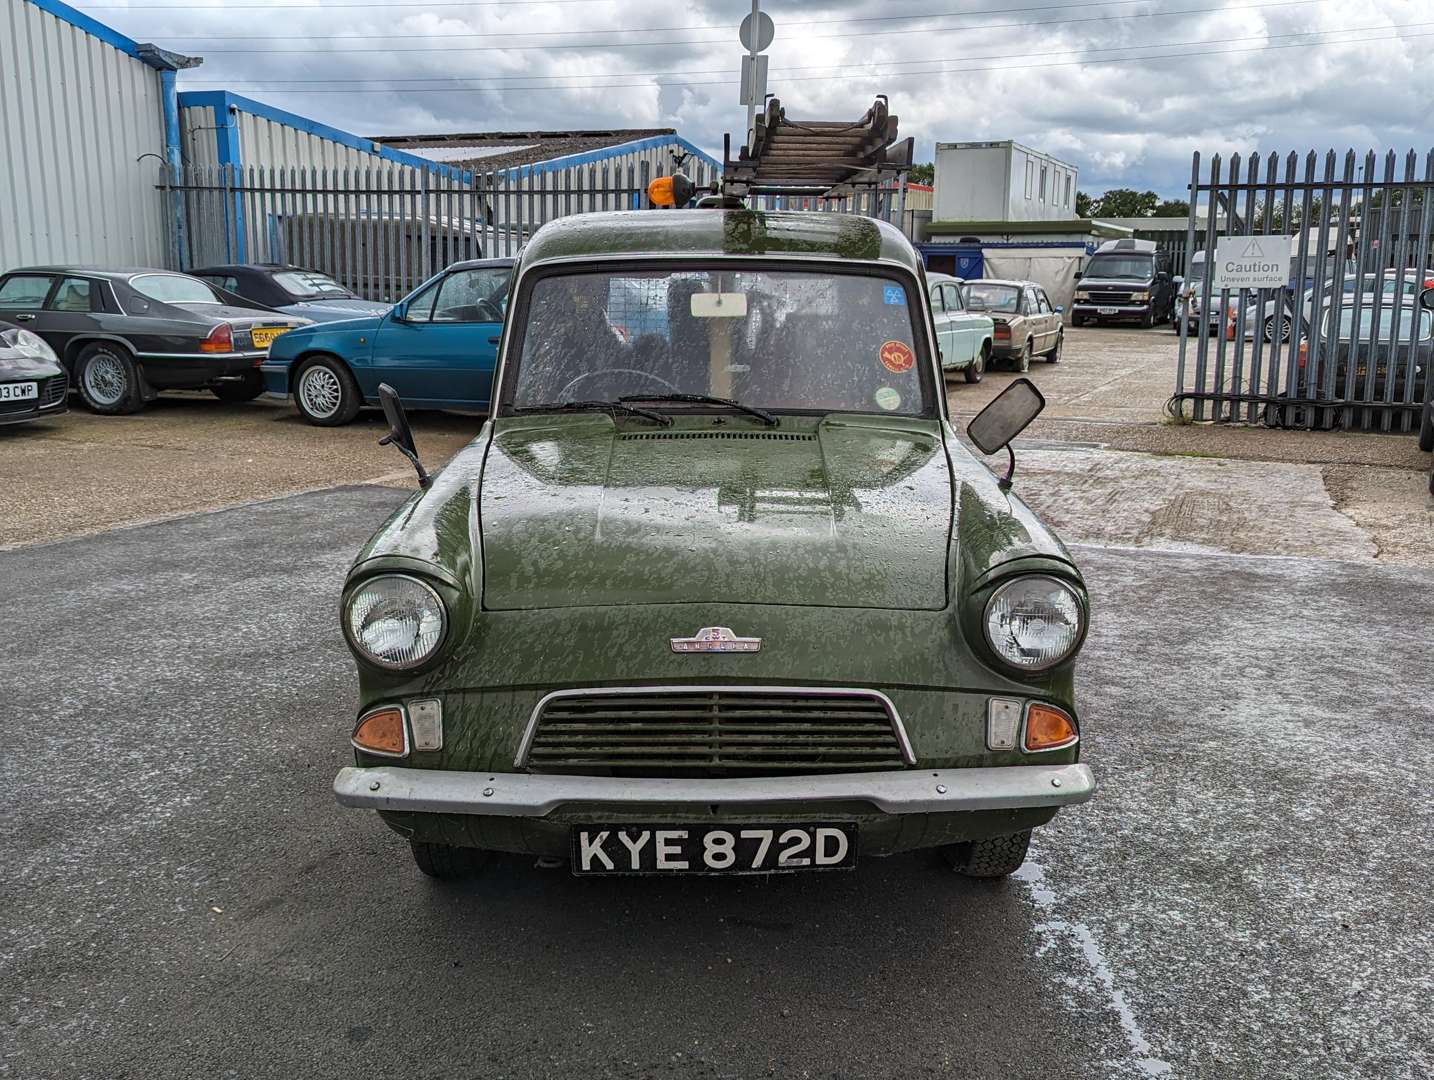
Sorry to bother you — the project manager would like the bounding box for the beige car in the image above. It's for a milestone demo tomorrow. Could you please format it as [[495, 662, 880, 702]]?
[[962, 279, 1064, 372]]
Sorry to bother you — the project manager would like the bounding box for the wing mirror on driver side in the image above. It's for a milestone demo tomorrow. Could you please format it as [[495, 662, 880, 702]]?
[[966, 377, 1046, 491], [378, 383, 430, 488], [1421, 286, 1434, 310]]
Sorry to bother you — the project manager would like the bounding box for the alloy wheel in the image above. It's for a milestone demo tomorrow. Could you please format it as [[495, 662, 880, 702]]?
[[83, 353, 128, 406], [299, 365, 342, 419]]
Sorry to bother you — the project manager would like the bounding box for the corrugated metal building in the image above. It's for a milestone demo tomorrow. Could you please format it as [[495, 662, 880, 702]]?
[[175, 92, 721, 271], [0, 0, 198, 270]]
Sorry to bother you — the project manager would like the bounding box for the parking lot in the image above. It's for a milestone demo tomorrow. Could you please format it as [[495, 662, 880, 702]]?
[[5, 323, 1432, 1079]]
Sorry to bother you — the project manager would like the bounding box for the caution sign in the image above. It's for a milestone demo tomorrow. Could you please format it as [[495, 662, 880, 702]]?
[[1212, 235, 1293, 290]]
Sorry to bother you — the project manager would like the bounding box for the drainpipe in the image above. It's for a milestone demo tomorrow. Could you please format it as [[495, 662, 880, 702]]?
[[137, 44, 202, 270], [160, 69, 188, 269]]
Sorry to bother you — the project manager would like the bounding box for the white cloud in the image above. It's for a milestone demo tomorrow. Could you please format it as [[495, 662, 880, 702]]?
[[97, 0, 1434, 196]]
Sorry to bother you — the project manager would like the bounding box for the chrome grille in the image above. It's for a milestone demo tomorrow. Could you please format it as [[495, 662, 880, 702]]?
[[1086, 290, 1134, 304], [520, 687, 912, 777]]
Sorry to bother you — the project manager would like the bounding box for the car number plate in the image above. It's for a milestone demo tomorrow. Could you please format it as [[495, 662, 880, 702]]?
[[1097, 307, 1119, 315], [571, 823, 857, 876], [0, 381, 38, 401], [250, 327, 287, 349]]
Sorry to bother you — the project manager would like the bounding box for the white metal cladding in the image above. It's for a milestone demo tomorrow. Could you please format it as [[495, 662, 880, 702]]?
[[0, 0, 169, 269]]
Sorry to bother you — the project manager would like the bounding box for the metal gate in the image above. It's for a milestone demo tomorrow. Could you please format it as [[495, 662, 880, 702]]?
[[1173, 149, 1434, 432]]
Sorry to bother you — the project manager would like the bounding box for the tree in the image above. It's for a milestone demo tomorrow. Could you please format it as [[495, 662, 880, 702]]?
[[1087, 188, 1161, 217], [908, 162, 934, 185], [1154, 198, 1190, 218], [1075, 190, 1095, 217]]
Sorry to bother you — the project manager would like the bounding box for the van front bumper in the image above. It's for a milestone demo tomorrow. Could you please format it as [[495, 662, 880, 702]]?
[[334, 762, 1095, 817]]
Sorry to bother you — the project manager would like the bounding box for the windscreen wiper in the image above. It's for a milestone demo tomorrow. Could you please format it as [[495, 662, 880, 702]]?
[[514, 400, 672, 426], [619, 393, 778, 427]]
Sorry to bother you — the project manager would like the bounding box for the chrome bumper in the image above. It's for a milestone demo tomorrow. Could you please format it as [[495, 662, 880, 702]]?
[[333, 763, 1095, 817]]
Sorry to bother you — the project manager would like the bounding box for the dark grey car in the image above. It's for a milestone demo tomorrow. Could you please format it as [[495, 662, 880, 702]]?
[[0, 319, 68, 426], [0, 268, 310, 414]]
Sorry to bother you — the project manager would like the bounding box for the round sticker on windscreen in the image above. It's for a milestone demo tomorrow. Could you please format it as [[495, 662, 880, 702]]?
[[874, 387, 901, 411], [879, 340, 915, 374]]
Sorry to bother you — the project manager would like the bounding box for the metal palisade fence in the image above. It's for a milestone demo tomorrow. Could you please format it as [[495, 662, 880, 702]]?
[[1174, 149, 1434, 433], [163, 161, 659, 301], [160, 162, 907, 304]]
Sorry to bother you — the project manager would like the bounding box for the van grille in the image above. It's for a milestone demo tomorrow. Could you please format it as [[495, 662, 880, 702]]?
[[620, 431, 816, 442], [519, 687, 912, 777]]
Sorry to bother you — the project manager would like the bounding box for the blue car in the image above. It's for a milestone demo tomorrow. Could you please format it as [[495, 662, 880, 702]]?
[[263, 258, 513, 426], [190, 264, 392, 324]]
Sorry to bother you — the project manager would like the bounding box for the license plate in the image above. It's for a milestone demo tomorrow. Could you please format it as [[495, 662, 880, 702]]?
[[250, 327, 287, 349], [1097, 307, 1119, 316], [0, 381, 38, 401], [571, 823, 858, 876]]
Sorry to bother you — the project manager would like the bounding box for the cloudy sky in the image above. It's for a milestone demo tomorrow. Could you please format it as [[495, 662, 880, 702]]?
[[92, 0, 1433, 197]]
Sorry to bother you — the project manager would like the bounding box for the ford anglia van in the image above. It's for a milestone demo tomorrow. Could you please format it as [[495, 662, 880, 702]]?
[[333, 208, 1095, 881]]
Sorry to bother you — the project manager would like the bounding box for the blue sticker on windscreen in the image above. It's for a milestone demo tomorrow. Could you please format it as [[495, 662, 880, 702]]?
[[883, 285, 906, 306]]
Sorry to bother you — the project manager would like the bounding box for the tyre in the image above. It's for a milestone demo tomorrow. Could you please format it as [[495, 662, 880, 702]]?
[[942, 830, 1032, 879], [1017, 341, 1032, 373], [410, 840, 489, 880], [75, 342, 143, 415], [1046, 332, 1063, 364], [1419, 403, 1434, 452], [211, 369, 265, 403], [1071, 315, 1085, 328], [293, 355, 361, 426], [964, 343, 988, 384], [1141, 307, 1156, 329]]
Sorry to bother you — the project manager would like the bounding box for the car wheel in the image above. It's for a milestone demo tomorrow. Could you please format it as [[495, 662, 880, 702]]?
[[1071, 315, 1084, 328], [76, 343, 143, 415], [964, 343, 988, 384], [1017, 341, 1032, 373], [1046, 332, 1063, 363], [1263, 315, 1292, 344], [293, 355, 361, 426], [1419, 402, 1434, 452], [211, 369, 265, 403], [943, 830, 1032, 878], [1141, 307, 1156, 329], [410, 840, 489, 880]]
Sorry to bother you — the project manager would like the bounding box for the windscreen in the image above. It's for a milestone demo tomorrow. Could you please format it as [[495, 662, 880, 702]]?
[[1083, 254, 1154, 280], [274, 271, 352, 298], [508, 268, 931, 417], [130, 275, 221, 304], [963, 283, 1021, 313]]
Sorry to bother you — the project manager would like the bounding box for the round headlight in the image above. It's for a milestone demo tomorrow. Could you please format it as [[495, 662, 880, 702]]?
[[345, 574, 447, 670], [983, 575, 1084, 672]]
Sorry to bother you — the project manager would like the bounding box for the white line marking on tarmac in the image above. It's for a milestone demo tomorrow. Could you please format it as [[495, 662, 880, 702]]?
[[1016, 853, 1175, 1078]]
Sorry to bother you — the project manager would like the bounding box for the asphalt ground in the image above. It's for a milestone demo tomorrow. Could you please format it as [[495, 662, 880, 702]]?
[[5, 486, 1431, 1079]]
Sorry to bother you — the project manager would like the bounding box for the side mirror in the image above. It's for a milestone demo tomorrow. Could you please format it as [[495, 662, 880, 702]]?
[[1073, 270, 1083, 281], [1055, 306, 1065, 315], [1421, 286, 1434, 310], [966, 377, 1045, 490], [389, 300, 410, 322], [378, 383, 430, 488]]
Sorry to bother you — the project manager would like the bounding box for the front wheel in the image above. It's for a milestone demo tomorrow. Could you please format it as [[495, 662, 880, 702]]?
[[964, 343, 988, 384], [1016, 341, 1032, 373], [1419, 403, 1434, 452], [76, 343, 143, 415], [1046, 332, 1063, 363], [1141, 307, 1156, 329], [293, 356, 361, 426], [410, 840, 489, 880], [942, 830, 1032, 878], [211, 369, 265, 403], [1263, 315, 1292, 344]]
